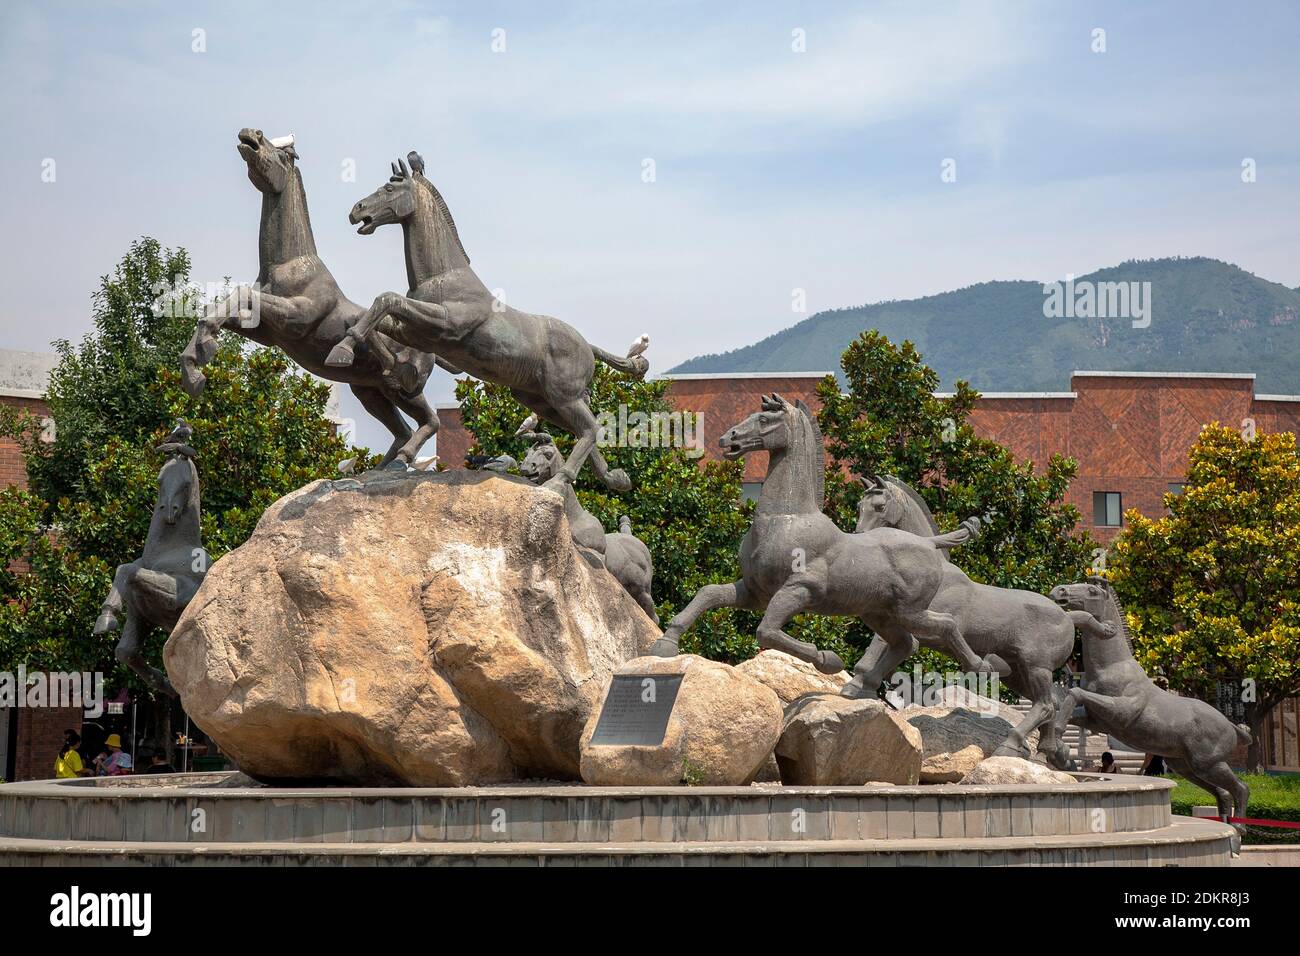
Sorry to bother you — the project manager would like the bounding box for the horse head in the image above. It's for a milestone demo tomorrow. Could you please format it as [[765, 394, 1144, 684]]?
[[518, 433, 564, 484], [719, 393, 801, 459], [1050, 577, 1116, 626], [237, 128, 298, 195], [855, 474, 905, 531], [350, 157, 419, 235], [156, 454, 197, 526]]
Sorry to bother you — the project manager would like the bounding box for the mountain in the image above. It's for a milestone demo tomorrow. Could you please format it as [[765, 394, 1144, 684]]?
[[670, 258, 1300, 393]]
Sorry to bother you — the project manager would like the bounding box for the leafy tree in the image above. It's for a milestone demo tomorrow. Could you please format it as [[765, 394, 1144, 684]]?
[[1110, 423, 1300, 771], [0, 238, 369, 686], [814, 331, 1096, 673], [454, 367, 765, 662]]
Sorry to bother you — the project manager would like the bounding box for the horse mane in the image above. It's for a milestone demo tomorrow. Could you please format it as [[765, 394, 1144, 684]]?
[[794, 400, 825, 508], [1087, 576, 1135, 656], [413, 175, 470, 264], [884, 475, 940, 536]]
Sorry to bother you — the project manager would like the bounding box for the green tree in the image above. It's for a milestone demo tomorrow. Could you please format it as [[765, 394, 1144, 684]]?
[[1110, 423, 1300, 771], [814, 331, 1096, 672], [0, 238, 369, 686], [454, 367, 765, 662]]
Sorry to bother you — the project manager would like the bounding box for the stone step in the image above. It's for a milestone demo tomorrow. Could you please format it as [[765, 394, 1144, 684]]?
[[0, 818, 1235, 866], [0, 777, 1175, 845]]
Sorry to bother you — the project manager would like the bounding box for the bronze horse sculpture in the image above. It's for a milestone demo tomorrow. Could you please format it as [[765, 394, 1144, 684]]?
[[852, 474, 1114, 759], [518, 431, 658, 623], [180, 129, 450, 467], [648, 395, 974, 674], [1050, 579, 1251, 819], [93, 423, 206, 696], [325, 154, 649, 491]]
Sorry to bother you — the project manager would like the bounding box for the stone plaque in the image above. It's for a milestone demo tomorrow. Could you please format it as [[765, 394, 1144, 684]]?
[[589, 674, 684, 746]]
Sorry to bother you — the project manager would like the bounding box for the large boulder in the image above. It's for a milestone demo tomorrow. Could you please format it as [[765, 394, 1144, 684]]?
[[776, 694, 922, 786], [164, 469, 660, 786], [734, 649, 849, 705], [579, 654, 782, 786], [959, 756, 1076, 785], [904, 706, 1022, 783]]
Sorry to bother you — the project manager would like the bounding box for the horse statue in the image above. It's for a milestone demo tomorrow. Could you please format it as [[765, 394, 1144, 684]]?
[[324, 154, 649, 491], [1049, 578, 1252, 819], [647, 394, 975, 674], [851, 473, 1112, 758], [180, 129, 451, 467], [92, 422, 206, 696], [518, 432, 658, 623]]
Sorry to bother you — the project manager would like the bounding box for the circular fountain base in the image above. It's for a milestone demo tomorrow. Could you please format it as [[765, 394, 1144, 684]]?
[[0, 772, 1233, 866]]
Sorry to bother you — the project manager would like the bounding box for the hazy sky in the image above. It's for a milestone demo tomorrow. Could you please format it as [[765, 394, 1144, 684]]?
[[2, 1, 1298, 452]]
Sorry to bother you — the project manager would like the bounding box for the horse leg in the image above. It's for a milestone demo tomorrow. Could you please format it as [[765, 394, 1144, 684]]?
[[1195, 761, 1249, 820], [897, 608, 993, 675], [651, 579, 753, 657], [327, 294, 453, 367], [351, 384, 414, 467], [115, 612, 177, 698], [755, 583, 845, 675], [94, 563, 138, 634], [841, 626, 917, 700], [634, 588, 660, 626], [180, 306, 239, 396], [552, 400, 630, 491], [993, 666, 1055, 759], [389, 389, 441, 465]]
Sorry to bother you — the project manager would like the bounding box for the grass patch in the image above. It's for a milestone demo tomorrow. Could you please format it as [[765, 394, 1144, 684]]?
[[1165, 773, 1300, 845]]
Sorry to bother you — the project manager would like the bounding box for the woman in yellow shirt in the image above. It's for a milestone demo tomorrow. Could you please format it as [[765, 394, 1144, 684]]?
[[55, 729, 88, 778]]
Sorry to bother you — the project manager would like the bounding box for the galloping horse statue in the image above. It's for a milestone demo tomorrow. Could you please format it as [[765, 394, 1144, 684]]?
[[180, 129, 450, 467], [647, 394, 975, 675], [93, 423, 206, 696], [518, 432, 658, 623], [852, 474, 1113, 759], [1050, 579, 1252, 819], [325, 154, 649, 491]]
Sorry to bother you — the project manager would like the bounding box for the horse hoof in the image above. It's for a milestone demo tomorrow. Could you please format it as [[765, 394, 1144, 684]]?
[[840, 677, 878, 700], [605, 469, 632, 492], [992, 743, 1028, 759], [325, 341, 356, 367], [92, 610, 118, 635], [383, 459, 409, 472], [647, 636, 680, 658], [180, 369, 206, 398], [815, 649, 845, 675]]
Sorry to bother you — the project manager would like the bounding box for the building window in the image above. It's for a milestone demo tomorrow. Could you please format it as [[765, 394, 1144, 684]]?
[[741, 482, 764, 503], [1093, 491, 1122, 527]]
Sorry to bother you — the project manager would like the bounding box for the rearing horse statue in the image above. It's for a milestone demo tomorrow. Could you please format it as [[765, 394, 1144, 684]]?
[[325, 154, 649, 491], [648, 394, 974, 675], [93, 422, 206, 696], [180, 129, 450, 467]]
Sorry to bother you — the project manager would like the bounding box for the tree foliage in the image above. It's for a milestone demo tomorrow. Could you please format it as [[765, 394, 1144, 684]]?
[[1110, 423, 1300, 769], [0, 238, 368, 685]]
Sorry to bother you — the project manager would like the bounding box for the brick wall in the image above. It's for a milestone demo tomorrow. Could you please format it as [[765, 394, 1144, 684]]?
[[12, 707, 83, 782], [0, 396, 47, 491]]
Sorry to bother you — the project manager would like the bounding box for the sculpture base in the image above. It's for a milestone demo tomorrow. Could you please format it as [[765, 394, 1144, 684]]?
[[0, 773, 1234, 866]]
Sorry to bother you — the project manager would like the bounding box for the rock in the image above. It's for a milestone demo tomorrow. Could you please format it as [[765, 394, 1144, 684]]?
[[164, 469, 661, 786], [903, 684, 1039, 752], [959, 756, 1076, 786], [735, 649, 849, 705], [579, 655, 782, 786], [905, 706, 1021, 783], [776, 694, 922, 786]]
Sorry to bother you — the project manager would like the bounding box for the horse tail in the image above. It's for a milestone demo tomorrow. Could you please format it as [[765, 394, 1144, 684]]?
[[592, 344, 649, 380], [1235, 723, 1252, 744]]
